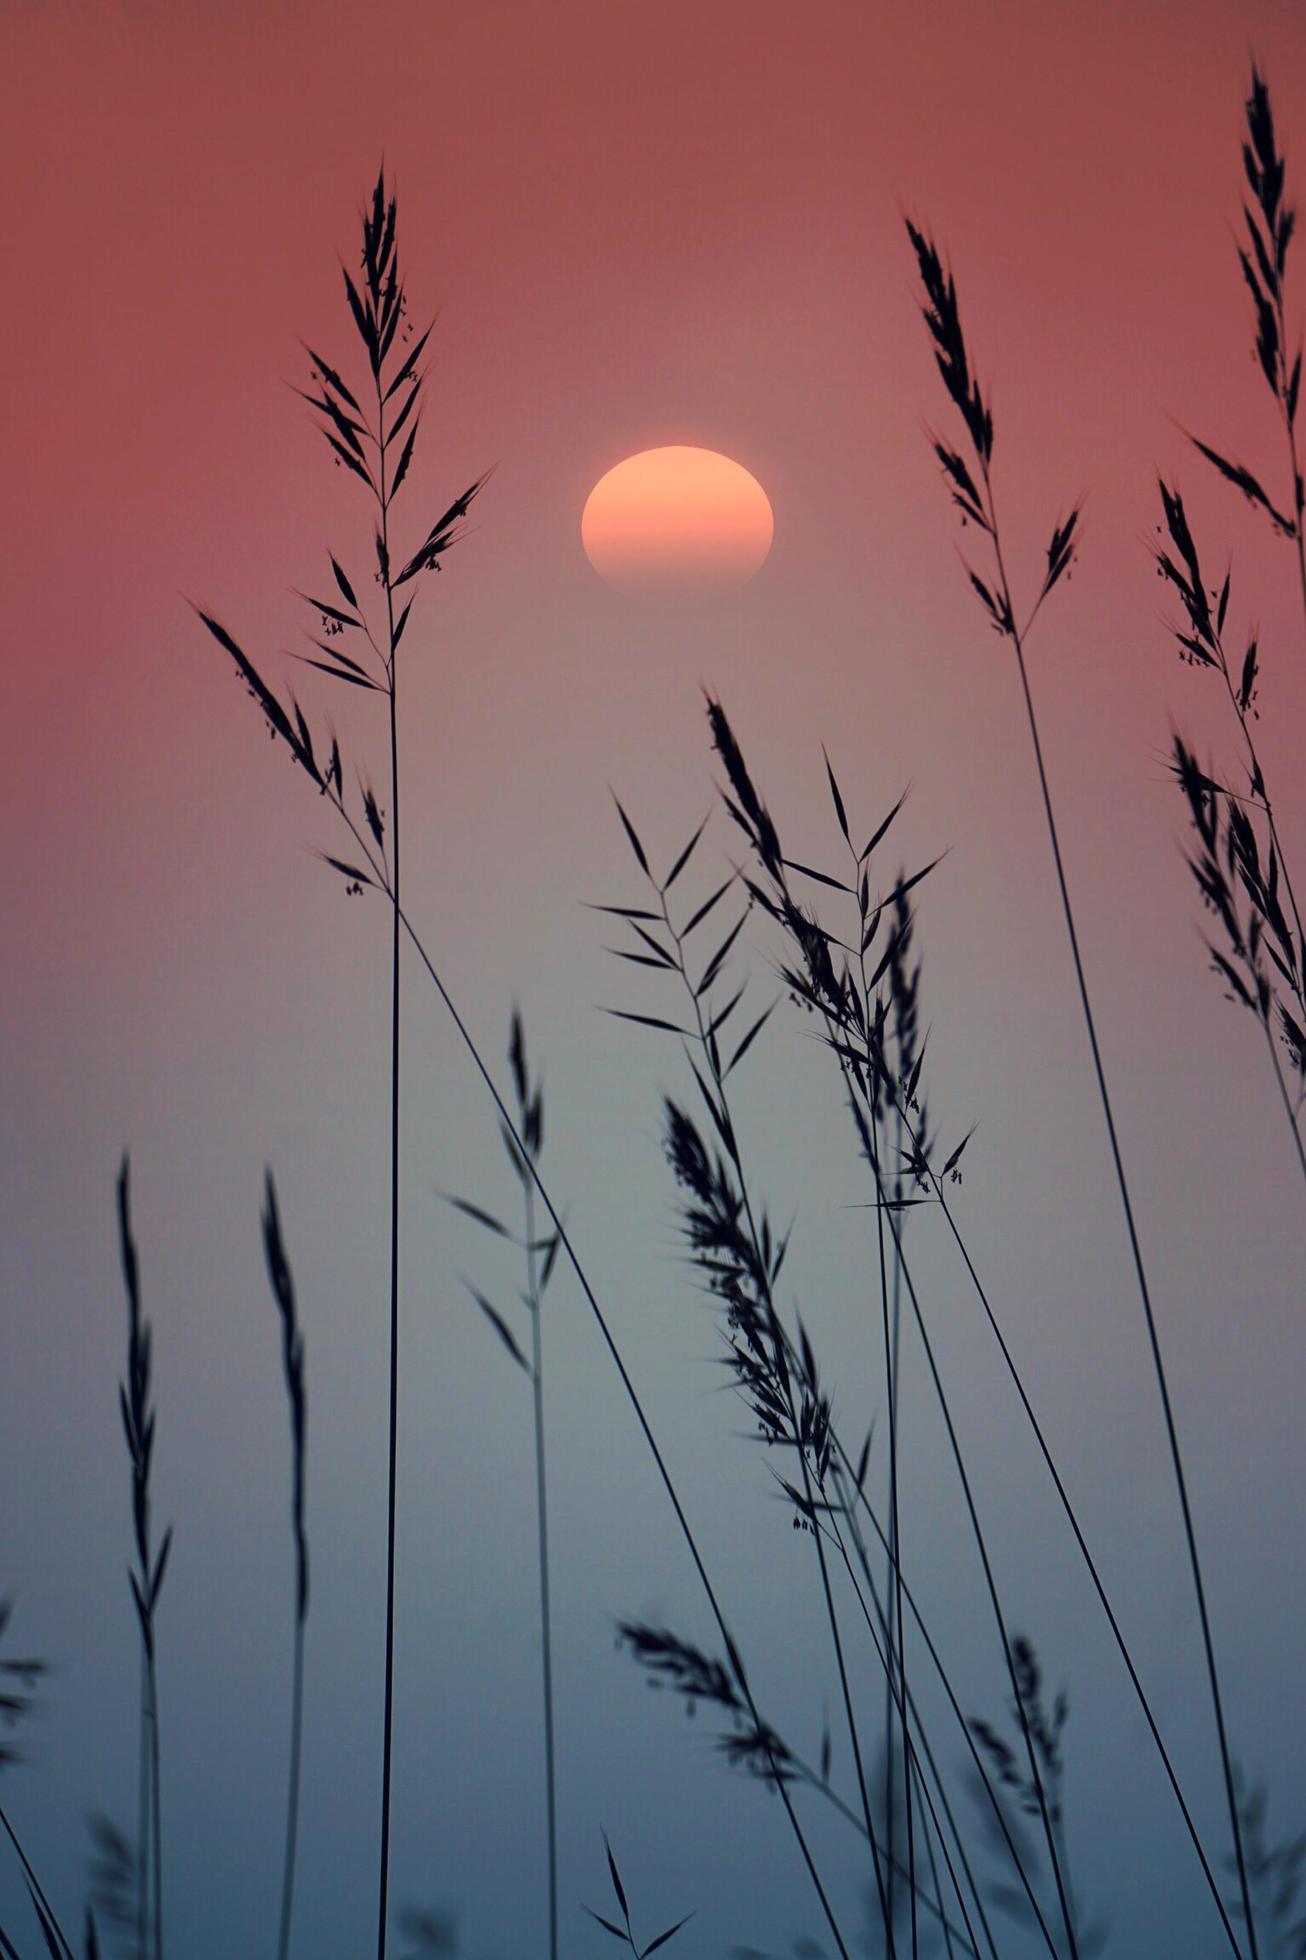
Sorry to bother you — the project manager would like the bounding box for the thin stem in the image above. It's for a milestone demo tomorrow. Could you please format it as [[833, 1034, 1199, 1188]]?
[[821, 1502, 997, 1960], [377, 362, 401, 1960], [148, 1662, 162, 1960], [277, 1616, 306, 1960], [814, 1016, 1075, 1956], [984, 461, 1255, 1959], [137, 1649, 149, 1960], [525, 1181, 559, 1960], [799, 1435, 896, 1954], [830, 1462, 1047, 1956], [781, 1741, 983, 1960]]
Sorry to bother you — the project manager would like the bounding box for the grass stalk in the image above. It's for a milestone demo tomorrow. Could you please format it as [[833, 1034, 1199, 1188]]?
[[460, 1013, 560, 1960], [1002, 530, 1254, 1960], [906, 218, 1257, 1956], [116, 1161, 168, 1960], [377, 319, 403, 1960]]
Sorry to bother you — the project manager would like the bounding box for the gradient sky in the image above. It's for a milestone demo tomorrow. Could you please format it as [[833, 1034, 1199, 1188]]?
[[5, 2, 1306, 1955]]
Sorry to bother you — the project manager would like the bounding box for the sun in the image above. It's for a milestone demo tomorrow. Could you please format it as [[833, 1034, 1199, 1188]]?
[[581, 446, 774, 599]]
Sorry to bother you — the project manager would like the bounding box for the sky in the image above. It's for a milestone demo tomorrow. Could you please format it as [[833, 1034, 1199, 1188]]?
[[5, 1, 1306, 1955]]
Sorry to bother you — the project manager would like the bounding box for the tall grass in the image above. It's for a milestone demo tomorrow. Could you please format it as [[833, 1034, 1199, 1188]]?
[[200, 162, 485, 1960]]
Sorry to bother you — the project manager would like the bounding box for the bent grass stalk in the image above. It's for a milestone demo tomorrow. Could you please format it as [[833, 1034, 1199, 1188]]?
[[906, 219, 1257, 1958]]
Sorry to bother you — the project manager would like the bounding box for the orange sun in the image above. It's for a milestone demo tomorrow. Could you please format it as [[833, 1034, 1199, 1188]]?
[[581, 446, 774, 598]]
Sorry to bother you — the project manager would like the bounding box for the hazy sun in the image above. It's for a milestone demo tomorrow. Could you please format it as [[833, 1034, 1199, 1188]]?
[[581, 445, 773, 598]]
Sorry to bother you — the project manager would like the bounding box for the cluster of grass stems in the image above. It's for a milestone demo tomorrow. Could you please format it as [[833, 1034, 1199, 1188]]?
[[5, 63, 1306, 1960]]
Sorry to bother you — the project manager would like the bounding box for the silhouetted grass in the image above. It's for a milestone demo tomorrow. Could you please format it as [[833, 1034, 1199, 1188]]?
[[116, 1161, 168, 1960], [1159, 70, 1306, 1184], [906, 193, 1254, 1955]]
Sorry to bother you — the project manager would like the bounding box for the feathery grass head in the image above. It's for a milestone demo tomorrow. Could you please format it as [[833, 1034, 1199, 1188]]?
[[905, 220, 993, 471]]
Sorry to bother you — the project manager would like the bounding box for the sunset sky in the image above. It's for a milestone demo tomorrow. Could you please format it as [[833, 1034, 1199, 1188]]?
[[5, 2, 1306, 1955]]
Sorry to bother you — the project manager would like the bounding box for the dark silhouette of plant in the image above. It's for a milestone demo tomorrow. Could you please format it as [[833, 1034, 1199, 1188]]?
[[116, 1161, 169, 1960], [197, 162, 485, 1960], [585, 1832, 692, 1960], [907, 212, 1256, 1957]]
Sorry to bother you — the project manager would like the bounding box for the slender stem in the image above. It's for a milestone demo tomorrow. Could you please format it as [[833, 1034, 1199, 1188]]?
[[524, 1182, 559, 1960], [917, 1774, 957, 1960], [831, 1461, 1047, 1955], [393, 904, 851, 1960], [986, 464, 1255, 1958], [277, 1616, 306, 1960], [781, 1740, 983, 1960], [148, 1659, 162, 1960], [822, 1502, 997, 1960], [137, 1649, 149, 1960], [869, 1104, 915, 1959], [838, 1050, 1077, 1959], [377, 365, 401, 1960], [798, 1435, 895, 1953]]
